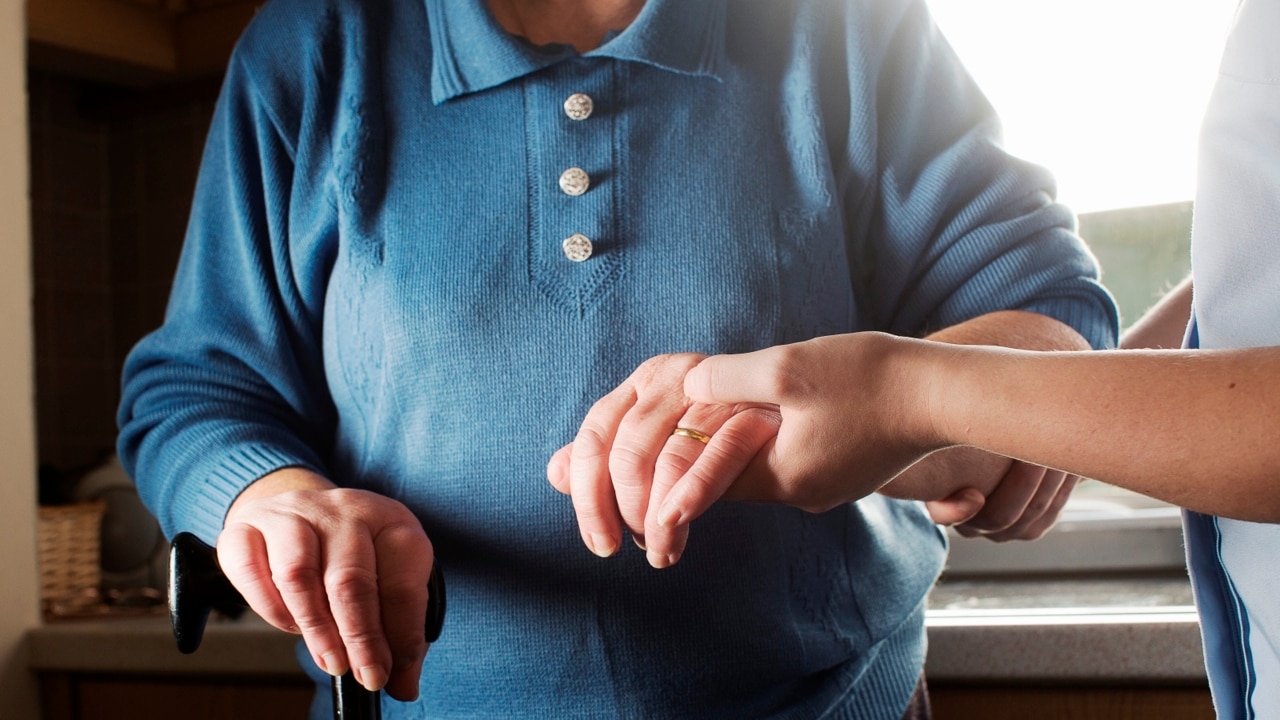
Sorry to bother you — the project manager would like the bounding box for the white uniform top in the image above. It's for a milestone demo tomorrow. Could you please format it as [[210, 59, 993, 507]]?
[[1185, 0, 1280, 716]]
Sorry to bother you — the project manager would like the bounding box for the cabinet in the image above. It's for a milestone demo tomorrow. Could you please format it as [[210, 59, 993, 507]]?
[[40, 672, 313, 720], [930, 684, 1215, 720], [29, 615, 314, 720]]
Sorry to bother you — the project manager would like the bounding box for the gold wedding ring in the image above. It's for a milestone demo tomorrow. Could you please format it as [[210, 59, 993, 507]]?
[[672, 427, 712, 444]]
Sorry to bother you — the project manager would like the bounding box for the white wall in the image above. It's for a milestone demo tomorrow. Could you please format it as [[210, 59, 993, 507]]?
[[0, 0, 43, 715]]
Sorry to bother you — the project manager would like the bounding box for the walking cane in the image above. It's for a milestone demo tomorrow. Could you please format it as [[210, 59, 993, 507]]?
[[168, 531, 446, 720]]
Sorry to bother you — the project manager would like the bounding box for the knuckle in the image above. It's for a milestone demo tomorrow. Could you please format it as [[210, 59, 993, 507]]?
[[738, 404, 783, 428], [377, 578, 422, 607], [571, 500, 614, 527], [976, 517, 1016, 534], [573, 424, 612, 457], [709, 428, 760, 459], [273, 563, 323, 596], [639, 353, 701, 383], [337, 625, 385, 650], [608, 442, 652, 486], [292, 614, 333, 636], [675, 465, 722, 499], [653, 449, 695, 479], [326, 566, 380, 606], [965, 505, 1017, 532], [1024, 498, 1051, 517]]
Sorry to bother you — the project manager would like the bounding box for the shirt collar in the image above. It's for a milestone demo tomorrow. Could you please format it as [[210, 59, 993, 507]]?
[[425, 0, 726, 105]]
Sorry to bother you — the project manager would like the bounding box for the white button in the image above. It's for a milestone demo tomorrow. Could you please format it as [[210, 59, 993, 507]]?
[[559, 167, 590, 196], [562, 233, 593, 262], [564, 93, 594, 121]]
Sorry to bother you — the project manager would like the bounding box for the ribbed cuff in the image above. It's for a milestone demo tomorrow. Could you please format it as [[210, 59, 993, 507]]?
[[1028, 294, 1121, 351], [171, 443, 323, 544]]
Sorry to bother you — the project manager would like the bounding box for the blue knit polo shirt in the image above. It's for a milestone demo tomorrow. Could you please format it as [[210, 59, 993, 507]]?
[[118, 0, 1117, 717]]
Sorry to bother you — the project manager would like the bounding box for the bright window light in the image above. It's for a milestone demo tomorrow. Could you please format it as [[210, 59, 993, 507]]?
[[927, 0, 1238, 213]]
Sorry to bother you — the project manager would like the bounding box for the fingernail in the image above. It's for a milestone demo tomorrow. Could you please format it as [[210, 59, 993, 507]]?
[[588, 533, 617, 558], [632, 534, 646, 551], [320, 652, 346, 676], [358, 665, 387, 692], [647, 550, 680, 569], [657, 500, 684, 528]]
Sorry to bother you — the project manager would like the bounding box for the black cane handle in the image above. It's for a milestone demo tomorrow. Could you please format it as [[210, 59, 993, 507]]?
[[168, 531, 446, 720]]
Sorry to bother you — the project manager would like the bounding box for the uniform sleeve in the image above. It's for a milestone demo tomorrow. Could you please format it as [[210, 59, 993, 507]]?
[[116, 47, 338, 544], [847, 0, 1119, 348]]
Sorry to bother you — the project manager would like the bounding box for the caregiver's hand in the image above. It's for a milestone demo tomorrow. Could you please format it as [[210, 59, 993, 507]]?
[[658, 333, 941, 525], [663, 333, 1078, 540], [216, 467, 435, 701], [547, 353, 779, 569]]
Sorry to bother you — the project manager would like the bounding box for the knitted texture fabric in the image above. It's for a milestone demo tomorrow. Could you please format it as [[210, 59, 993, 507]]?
[[118, 0, 1118, 716]]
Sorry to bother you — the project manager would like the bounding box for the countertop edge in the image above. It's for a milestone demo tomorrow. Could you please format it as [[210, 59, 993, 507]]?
[[28, 611, 1209, 684], [923, 613, 1206, 683]]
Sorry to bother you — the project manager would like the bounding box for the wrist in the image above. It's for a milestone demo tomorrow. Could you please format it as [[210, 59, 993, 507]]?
[[857, 333, 949, 452], [903, 338, 965, 450], [226, 466, 336, 521]]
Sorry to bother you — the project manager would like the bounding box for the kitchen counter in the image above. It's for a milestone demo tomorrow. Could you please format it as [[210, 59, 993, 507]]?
[[28, 576, 1206, 684], [29, 610, 300, 677], [926, 577, 1203, 683]]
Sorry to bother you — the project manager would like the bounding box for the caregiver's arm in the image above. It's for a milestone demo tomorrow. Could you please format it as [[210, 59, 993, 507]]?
[[670, 332, 1280, 524], [881, 310, 1090, 539]]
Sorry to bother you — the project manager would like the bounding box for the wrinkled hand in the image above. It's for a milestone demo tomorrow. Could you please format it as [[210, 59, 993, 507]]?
[[216, 468, 435, 700], [881, 447, 1078, 541], [546, 353, 779, 568]]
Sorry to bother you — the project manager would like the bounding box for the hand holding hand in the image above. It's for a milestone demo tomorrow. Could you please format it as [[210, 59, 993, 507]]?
[[660, 333, 943, 524], [546, 353, 779, 568], [216, 468, 435, 700], [668, 334, 1077, 540]]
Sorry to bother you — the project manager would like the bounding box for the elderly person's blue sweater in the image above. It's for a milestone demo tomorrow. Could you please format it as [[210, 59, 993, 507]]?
[[118, 0, 1117, 717]]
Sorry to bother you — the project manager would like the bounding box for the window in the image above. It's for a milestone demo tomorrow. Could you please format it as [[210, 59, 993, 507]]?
[[925, 0, 1237, 574], [927, 0, 1236, 214]]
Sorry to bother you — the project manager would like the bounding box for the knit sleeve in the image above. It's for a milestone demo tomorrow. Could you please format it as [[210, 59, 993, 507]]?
[[848, 0, 1119, 349], [116, 43, 339, 544]]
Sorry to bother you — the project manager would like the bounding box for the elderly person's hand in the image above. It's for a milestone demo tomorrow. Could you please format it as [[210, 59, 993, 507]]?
[[546, 353, 779, 568], [883, 448, 1078, 541], [216, 467, 436, 701]]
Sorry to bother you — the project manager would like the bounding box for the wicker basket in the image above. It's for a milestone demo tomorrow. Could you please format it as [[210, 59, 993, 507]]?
[[38, 501, 106, 617]]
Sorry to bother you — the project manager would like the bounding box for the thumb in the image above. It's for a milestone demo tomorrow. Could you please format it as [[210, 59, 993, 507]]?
[[925, 488, 986, 526], [684, 349, 783, 407]]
